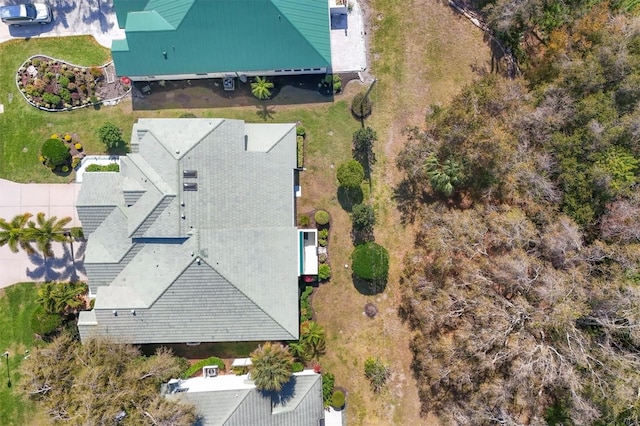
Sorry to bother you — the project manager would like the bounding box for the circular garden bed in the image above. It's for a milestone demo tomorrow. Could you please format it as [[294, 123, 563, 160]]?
[[16, 55, 131, 111]]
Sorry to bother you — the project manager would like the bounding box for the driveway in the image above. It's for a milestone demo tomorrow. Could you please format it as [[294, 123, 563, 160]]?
[[0, 179, 86, 288], [0, 0, 124, 48]]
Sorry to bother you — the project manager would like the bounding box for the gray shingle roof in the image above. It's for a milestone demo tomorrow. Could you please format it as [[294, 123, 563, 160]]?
[[78, 119, 299, 344], [166, 372, 324, 426]]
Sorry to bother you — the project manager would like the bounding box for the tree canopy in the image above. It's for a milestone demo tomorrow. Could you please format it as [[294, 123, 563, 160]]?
[[396, 2, 640, 423], [249, 342, 293, 392], [337, 159, 365, 188], [20, 334, 196, 425]]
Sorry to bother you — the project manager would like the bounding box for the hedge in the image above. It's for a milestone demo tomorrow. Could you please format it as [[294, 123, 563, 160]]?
[[182, 356, 226, 378], [351, 242, 389, 282]]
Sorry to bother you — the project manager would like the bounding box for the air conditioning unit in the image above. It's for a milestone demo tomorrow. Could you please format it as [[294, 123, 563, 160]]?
[[203, 365, 219, 378]]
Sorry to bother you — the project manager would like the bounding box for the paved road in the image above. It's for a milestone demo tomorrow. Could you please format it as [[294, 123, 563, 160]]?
[[0, 0, 124, 48], [0, 179, 86, 288]]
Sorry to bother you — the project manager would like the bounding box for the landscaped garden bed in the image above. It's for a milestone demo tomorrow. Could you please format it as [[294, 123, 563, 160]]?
[[16, 55, 130, 111]]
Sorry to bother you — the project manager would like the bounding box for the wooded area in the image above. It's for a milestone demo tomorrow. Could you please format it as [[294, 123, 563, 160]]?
[[397, 1, 640, 424]]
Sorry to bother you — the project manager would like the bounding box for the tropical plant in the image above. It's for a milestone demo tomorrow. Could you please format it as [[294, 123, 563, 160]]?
[[36, 281, 87, 315], [318, 264, 331, 281], [26, 213, 71, 258], [97, 123, 125, 151], [425, 153, 464, 197], [337, 159, 365, 189], [300, 320, 326, 359], [41, 138, 70, 168], [288, 341, 310, 363], [249, 342, 293, 392], [298, 214, 311, 228], [0, 213, 34, 254], [251, 76, 274, 100], [364, 357, 390, 393]]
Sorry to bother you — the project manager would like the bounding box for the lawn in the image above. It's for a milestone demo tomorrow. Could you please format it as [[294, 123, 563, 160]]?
[[0, 36, 129, 183], [0, 283, 47, 426]]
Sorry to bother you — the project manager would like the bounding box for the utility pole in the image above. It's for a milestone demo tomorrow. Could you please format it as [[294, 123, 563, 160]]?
[[2, 351, 10, 388]]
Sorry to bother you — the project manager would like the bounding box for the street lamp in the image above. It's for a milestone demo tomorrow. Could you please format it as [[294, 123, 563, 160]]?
[[2, 351, 10, 388]]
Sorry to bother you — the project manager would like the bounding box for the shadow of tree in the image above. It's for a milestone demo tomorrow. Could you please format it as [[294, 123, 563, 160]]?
[[256, 104, 276, 121], [259, 375, 297, 408], [393, 179, 436, 225], [351, 227, 375, 245], [352, 274, 386, 296], [26, 241, 86, 282], [338, 186, 363, 212]]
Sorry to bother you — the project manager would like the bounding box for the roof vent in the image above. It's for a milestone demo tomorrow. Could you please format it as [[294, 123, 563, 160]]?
[[183, 170, 198, 178], [183, 183, 198, 191]]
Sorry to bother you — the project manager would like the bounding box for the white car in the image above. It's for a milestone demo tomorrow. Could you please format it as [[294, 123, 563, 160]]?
[[0, 3, 52, 26]]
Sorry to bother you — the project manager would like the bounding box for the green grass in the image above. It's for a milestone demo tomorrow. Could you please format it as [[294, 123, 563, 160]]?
[[0, 283, 41, 425], [0, 36, 126, 183]]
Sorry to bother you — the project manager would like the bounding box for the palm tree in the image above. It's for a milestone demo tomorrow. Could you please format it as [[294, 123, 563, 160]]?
[[249, 342, 293, 392], [37, 281, 88, 315], [251, 76, 274, 100], [300, 321, 326, 359], [0, 213, 34, 254], [26, 213, 72, 258], [288, 341, 310, 363]]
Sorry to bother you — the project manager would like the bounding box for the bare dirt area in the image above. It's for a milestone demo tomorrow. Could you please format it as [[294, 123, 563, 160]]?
[[310, 0, 493, 424]]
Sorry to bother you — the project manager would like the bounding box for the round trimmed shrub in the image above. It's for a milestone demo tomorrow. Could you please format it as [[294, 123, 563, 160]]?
[[41, 138, 71, 167], [75, 143, 82, 150], [331, 390, 345, 409], [351, 92, 372, 118], [318, 264, 331, 281], [296, 126, 306, 137], [351, 242, 389, 282], [315, 210, 330, 226], [31, 306, 62, 336], [337, 160, 365, 189], [292, 362, 304, 373]]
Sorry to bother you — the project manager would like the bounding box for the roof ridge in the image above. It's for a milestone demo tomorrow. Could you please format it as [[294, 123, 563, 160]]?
[[270, 0, 332, 64]]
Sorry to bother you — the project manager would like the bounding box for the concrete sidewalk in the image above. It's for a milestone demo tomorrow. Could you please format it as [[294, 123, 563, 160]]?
[[0, 179, 86, 288], [330, 0, 368, 73], [0, 0, 124, 48]]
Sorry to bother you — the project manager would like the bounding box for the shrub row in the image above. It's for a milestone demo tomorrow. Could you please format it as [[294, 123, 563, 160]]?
[[182, 356, 226, 378]]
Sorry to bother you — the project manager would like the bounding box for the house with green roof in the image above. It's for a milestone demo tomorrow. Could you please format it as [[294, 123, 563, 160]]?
[[111, 0, 332, 81], [163, 370, 324, 425], [76, 118, 319, 344]]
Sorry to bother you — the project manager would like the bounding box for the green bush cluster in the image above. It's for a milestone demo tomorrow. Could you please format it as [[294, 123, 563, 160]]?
[[58, 76, 70, 88], [86, 163, 120, 172], [97, 123, 125, 151], [41, 138, 70, 168], [315, 210, 330, 226], [300, 285, 313, 322], [296, 126, 306, 137], [297, 135, 304, 168], [332, 75, 342, 94], [322, 372, 335, 407], [351, 242, 389, 283], [42, 92, 61, 107], [318, 228, 329, 247], [182, 356, 226, 378], [318, 264, 331, 281], [292, 362, 304, 372], [337, 159, 365, 188], [298, 214, 311, 228], [331, 390, 345, 409], [31, 305, 63, 336]]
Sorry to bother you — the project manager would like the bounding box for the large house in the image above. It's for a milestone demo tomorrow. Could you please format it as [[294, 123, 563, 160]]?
[[77, 118, 318, 344], [111, 0, 332, 81], [164, 370, 324, 425]]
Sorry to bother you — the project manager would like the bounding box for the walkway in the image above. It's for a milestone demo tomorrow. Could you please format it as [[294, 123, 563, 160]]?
[[330, 0, 368, 73], [0, 179, 85, 289]]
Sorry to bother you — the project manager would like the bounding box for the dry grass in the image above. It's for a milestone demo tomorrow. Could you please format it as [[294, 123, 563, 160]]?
[[309, 0, 493, 424]]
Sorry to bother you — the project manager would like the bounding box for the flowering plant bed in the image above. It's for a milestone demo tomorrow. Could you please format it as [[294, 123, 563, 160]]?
[[16, 55, 130, 111], [39, 133, 86, 175]]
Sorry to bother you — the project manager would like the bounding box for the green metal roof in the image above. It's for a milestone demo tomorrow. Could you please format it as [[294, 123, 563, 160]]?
[[111, 0, 331, 77]]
